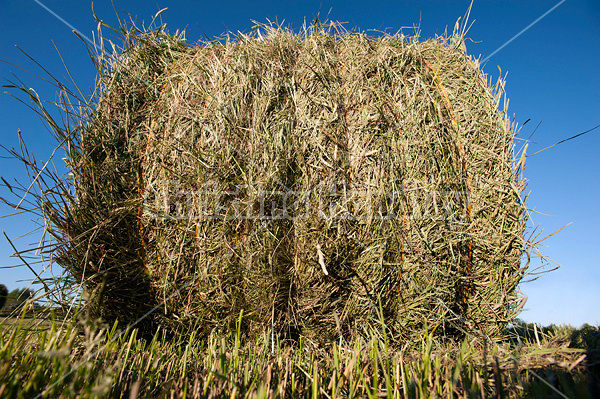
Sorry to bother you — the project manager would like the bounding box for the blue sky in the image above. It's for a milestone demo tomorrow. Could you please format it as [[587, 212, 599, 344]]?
[[1, 0, 598, 327]]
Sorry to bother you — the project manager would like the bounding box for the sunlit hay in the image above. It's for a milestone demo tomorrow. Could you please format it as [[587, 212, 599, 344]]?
[[52, 21, 529, 344]]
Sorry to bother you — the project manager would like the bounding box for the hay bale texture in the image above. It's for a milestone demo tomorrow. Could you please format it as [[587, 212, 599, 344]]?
[[54, 22, 528, 343]]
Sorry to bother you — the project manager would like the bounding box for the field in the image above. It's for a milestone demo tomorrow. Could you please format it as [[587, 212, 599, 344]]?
[[1, 310, 598, 398]]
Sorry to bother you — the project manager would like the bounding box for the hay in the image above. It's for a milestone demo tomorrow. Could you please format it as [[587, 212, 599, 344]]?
[[50, 21, 528, 344]]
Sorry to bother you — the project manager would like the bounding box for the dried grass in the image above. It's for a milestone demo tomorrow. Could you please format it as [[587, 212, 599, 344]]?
[[42, 20, 529, 345]]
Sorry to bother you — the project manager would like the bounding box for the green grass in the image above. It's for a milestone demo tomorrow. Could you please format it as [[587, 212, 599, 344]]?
[[0, 316, 53, 330], [1, 311, 597, 398]]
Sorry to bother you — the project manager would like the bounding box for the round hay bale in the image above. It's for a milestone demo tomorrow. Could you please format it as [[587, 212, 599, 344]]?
[[55, 22, 527, 344]]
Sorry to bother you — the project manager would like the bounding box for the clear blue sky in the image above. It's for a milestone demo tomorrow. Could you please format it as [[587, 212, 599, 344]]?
[[1, 0, 598, 327]]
